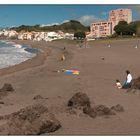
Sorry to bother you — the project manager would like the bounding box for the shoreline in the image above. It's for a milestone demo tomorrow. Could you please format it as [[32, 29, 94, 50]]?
[[0, 40, 51, 77]]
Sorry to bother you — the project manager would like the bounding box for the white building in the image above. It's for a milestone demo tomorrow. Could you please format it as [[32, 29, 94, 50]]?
[[8, 30, 18, 38]]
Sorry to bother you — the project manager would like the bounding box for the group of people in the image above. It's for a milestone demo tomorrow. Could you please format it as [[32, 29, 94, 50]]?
[[116, 70, 133, 89]]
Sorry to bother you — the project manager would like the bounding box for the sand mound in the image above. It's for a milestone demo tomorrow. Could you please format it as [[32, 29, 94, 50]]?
[[0, 83, 14, 100], [0, 104, 61, 135], [67, 92, 91, 109]]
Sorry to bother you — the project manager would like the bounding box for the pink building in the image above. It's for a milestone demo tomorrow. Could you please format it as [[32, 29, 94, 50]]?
[[89, 8, 132, 38], [109, 9, 132, 33], [90, 21, 112, 38]]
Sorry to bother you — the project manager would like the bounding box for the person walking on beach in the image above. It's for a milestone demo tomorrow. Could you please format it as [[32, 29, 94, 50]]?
[[122, 70, 133, 89], [84, 37, 87, 48], [79, 39, 83, 48]]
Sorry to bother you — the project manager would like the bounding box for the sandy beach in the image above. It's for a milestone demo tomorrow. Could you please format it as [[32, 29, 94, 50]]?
[[0, 38, 140, 135]]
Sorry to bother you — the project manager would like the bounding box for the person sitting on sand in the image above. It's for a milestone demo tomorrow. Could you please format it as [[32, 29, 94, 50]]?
[[115, 79, 122, 89], [122, 70, 133, 89]]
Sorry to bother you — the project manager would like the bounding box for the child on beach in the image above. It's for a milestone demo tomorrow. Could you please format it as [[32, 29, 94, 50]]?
[[115, 79, 122, 89]]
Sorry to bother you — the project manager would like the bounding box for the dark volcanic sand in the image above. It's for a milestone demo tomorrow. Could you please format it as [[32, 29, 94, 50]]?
[[0, 39, 140, 135]]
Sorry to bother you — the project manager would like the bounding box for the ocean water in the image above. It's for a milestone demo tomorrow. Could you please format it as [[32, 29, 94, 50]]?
[[0, 40, 39, 69]]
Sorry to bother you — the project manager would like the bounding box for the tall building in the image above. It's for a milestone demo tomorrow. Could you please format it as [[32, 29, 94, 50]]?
[[109, 9, 132, 33], [90, 21, 112, 38], [89, 8, 132, 38]]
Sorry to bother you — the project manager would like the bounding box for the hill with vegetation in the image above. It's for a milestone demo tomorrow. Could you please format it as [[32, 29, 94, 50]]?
[[10, 20, 90, 33]]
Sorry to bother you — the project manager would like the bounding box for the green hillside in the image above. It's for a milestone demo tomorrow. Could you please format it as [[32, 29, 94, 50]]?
[[11, 20, 90, 33]]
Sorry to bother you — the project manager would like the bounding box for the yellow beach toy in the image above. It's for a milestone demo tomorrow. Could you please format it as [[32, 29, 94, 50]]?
[[73, 71, 80, 75]]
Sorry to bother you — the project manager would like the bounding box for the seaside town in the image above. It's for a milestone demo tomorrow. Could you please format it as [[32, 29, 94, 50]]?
[[0, 9, 134, 41], [0, 30, 74, 41], [1, 5, 140, 136]]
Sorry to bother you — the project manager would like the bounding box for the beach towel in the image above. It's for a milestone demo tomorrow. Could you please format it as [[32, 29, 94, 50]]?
[[64, 70, 80, 75]]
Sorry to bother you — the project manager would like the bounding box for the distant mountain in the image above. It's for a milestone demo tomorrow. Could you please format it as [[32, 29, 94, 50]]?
[[10, 20, 90, 33]]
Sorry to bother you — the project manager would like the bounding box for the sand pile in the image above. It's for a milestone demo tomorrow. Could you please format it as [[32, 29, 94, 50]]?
[[67, 92, 124, 118], [0, 104, 61, 135]]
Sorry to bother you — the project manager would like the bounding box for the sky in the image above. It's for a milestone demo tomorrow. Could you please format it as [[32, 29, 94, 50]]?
[[0, 5, 140, 27]]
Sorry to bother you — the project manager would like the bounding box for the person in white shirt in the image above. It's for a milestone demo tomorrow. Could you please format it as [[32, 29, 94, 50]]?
[[122, 70, 132, 89]]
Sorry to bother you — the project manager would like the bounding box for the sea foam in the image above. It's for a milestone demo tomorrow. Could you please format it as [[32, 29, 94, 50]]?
[[0, 40, 37, 69]]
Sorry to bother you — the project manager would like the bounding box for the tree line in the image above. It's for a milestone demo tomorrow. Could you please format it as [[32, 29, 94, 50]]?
[[114, 20, 140, 37]]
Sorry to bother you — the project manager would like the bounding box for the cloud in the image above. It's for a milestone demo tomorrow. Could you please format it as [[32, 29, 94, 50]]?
[[40, 20, 70, 27], [62, 20, 69, 23], [78, 15, 102, 26], [40, 23, 60, 27]]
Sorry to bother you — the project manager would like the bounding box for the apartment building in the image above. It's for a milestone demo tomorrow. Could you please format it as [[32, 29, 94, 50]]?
[[90, 21, 112, 38], [109, 9, 132, 33], [89, 8, 132, 38]]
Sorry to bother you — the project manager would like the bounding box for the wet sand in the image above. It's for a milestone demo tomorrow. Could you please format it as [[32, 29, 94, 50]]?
[[0, 39, 140, 135]]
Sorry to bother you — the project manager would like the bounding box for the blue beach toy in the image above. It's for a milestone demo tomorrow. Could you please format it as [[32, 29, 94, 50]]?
[[64, 70, 73, 74]]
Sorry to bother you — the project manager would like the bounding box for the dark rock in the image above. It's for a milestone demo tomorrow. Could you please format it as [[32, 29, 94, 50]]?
[[66, 108, 77, 115], [0, 101, 4, 104], [111, 104, 124, 112], [0, 104, 61, 135], [33, 95, 44, 100], [0, 83, 14, 92], [101, 57, 105, 60], [83, 106, 97, 118], [127, 76, 140, 92], [0, 84, 14, 100], [0, 91, 9, 100], [130, 76, 140, 89], [67, 92, 91, 109], [95, 105, 116, 116]]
